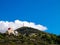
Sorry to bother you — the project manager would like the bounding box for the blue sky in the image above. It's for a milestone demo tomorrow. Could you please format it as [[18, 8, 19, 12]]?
[[0, 0, 60, 35]]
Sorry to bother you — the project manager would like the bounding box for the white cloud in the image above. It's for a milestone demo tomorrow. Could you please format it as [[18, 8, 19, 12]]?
[[0, 20, 47, 33]]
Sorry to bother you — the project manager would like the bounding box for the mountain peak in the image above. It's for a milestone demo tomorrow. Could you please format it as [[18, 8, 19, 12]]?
[[0, 27, 60, 45]]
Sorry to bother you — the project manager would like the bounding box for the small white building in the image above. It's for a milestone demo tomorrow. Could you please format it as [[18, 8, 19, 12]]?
[[14, 30, 18, 36], [7, 28, 18, 36]]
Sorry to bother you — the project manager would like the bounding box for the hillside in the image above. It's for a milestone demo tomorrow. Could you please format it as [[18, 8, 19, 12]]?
[[0, 27, 60, 45]]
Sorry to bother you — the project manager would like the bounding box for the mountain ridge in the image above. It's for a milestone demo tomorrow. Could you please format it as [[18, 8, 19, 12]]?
[[0, 27, 60, 45]]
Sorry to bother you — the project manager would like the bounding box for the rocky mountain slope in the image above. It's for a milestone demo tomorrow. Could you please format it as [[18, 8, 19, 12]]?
[[0, 27, 60, 45]]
